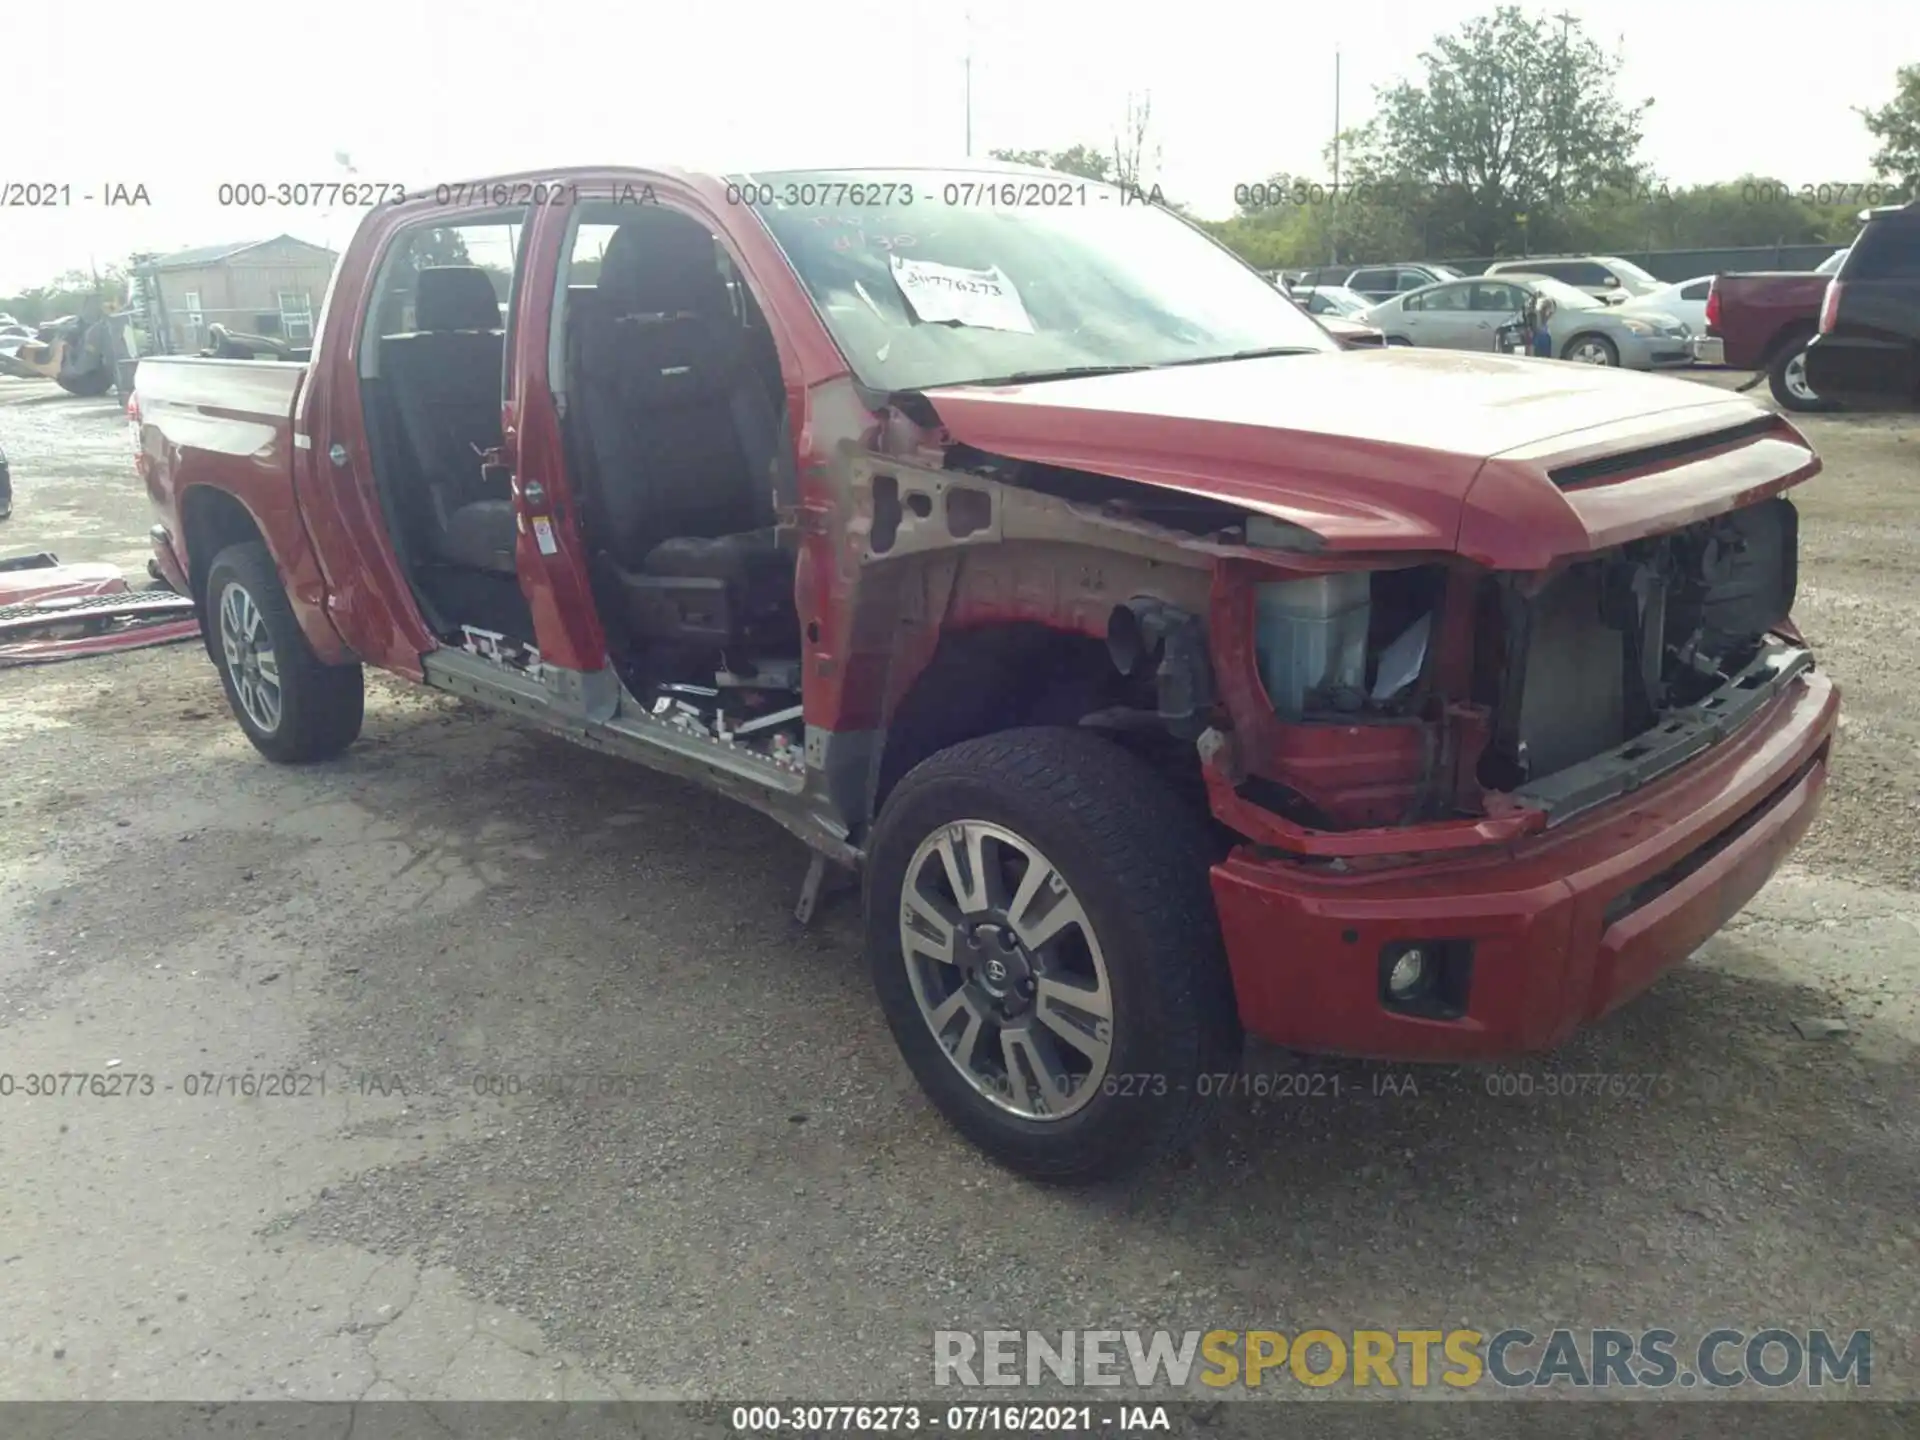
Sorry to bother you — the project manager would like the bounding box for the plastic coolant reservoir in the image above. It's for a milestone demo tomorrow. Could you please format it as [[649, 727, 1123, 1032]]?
[[1254, 571, 1372, 716]]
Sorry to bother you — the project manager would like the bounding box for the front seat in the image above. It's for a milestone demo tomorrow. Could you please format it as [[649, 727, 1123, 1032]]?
[[572, 217, 795, 655], [383, 265, 517, 573]]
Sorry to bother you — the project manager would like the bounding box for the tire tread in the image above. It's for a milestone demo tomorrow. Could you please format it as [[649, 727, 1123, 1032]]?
[[206, 540, 363, 763], [867, 726, 1242, 1182]]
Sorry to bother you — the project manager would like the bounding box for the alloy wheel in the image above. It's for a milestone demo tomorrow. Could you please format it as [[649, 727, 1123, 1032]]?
[[898, 820, 1114, 1120], [218, 580, 283, 733], [1783, 351, 1817, 404]]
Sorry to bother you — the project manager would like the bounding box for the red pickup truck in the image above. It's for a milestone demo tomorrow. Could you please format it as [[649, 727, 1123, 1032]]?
[[1704, 250, 1848, 411], [133, 164, 1838, 1181]]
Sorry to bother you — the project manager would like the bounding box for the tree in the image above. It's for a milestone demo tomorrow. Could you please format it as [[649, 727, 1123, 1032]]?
[[988, 91, 1161, 192], [0, 265, 127, 326], [1111, 91, 1159, 191], [412, 228, 473, 268], [1350, 5, 1650, 255], [987, 144, 1112, 182], [1051, 144, 1115, 183], [1860, 64, 1920, 200]]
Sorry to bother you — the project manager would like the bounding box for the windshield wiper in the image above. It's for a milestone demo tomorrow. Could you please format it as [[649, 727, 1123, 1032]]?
[[960, 364, 1152, 386], [936, 347, 1318, 388], [1154, 346, 1322, 368]]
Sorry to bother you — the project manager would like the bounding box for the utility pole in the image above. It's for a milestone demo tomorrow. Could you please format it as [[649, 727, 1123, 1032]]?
[[1330, 47, 1342, 266], [964, 9, 974, 157]]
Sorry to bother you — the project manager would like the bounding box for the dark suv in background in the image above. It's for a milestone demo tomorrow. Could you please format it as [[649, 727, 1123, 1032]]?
[[1807, 202, 1920, 411]]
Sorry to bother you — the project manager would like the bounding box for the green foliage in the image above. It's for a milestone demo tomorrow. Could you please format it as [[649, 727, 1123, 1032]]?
[[1349, 5, 1650, 255], [411, 228, 473, 268], [1860, 64, 1920, 200], [987, 144, 1113, 183], [1183, 6, 1885, 270], [0, 266, 126, 325]]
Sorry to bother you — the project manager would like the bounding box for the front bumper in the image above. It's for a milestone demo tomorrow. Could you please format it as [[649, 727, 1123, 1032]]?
[[1210, 668, 1837, 1060], [1619, 332, 1695, 369]]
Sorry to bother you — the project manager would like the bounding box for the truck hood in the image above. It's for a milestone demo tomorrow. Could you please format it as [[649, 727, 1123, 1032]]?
[[922, 348, 1819, 570]]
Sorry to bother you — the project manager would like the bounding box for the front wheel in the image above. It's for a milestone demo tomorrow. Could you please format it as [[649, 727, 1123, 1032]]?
[[205, 541, 364, 762], [865, 727, 1243, 1183], [1562, 333, 1619, 366]]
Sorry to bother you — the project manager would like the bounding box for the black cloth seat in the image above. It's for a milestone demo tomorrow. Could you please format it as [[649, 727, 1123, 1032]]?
[[382, 266, 516, 573], [570, 215, 794, 653], [641, 529, 783, 581]]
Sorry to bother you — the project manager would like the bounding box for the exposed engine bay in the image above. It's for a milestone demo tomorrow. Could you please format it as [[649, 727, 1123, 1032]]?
[[1223, 496, 1805, 831], [1482, 497, 1797, 791]]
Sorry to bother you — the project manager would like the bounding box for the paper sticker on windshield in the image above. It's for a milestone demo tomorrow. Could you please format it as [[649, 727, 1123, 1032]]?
[[531, 516, 558, 556], [889, 255, 1034, 333]]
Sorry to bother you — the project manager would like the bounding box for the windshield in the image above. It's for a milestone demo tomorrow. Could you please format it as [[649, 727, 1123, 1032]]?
[[1313, 289, 1368, 316], [740, 168, 1337, 391], [1510, 275, 1605, 311], [1608, 258, 1660, 288]]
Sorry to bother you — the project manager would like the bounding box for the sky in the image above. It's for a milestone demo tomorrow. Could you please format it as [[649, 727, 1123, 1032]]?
[[1, 0, 1911, 293]]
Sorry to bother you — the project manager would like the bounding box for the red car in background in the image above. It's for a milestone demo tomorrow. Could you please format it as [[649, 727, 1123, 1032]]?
[[1704, 248, 1850, 411]]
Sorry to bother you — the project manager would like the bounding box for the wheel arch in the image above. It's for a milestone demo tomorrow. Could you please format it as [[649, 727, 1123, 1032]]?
[[1759, 319, 1817, 371], [868, 619, 1213, 847], [180, 485, 351, 664], [872, 622, 1121, 816]]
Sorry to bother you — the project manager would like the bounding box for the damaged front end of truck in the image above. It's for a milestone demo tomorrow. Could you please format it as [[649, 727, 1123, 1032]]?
[[865, 371, 1829, 874]]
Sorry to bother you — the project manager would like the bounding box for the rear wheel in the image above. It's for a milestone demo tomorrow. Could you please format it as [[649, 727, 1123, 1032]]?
[[1768, 338, 1836, 413], [865, 727, 1242, 1183], [205, 541, 364, 763]]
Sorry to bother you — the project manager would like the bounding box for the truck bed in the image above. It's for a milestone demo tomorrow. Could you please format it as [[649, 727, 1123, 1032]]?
[[1708, 272, 1831, 370], [133, 356, 345, 662]]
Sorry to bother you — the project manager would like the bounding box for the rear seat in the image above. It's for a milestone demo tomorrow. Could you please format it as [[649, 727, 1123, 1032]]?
[[382, 266, 516, 572]]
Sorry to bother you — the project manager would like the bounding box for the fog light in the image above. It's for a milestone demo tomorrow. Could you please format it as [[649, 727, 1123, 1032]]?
[[1387, 947, 1429, 999]]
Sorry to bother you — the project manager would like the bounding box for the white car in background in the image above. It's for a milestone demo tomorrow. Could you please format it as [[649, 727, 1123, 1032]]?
[[1625, 277, 1713, 336], [1483, 254, 1665, 304], [1289, 284, 1373, 318]]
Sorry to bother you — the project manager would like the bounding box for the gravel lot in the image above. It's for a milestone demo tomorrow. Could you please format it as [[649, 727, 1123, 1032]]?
[[1, 369, 1916, 1419]]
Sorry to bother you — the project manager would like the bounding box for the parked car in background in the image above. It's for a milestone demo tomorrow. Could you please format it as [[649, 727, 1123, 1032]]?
[[1815, 248, 1850, 276], [127, 161, 1837, 1181], [1365, 274, 1692, 368], [1316, 313, 1387, 347], [1632, 276, 1713, 340], [1483, 255, 1664, 304], [1806, 202, 1920, 412], [1294, 263, 1462, 303], [1290, 285, 1372, 318], [1705, 269, 1837, 411]]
